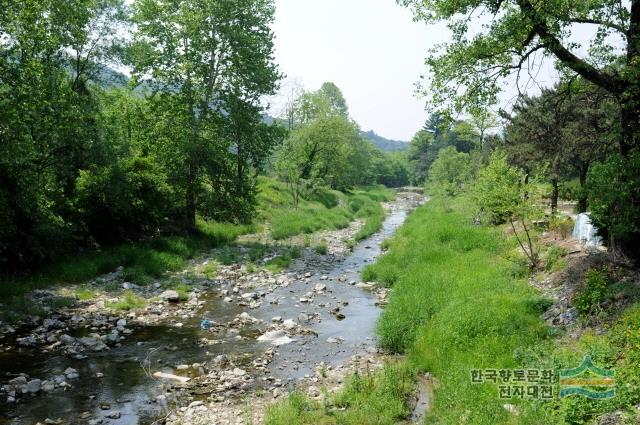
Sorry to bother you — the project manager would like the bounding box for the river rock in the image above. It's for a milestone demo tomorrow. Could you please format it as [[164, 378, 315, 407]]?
[[9, 376, 27, 387], [283, 319, 296, 330], [152, 372, 190, 383], [116, 318, 127, 327], [59, 334, 75, 345], [258, 329, 285, 341], [160, 290, 180, 302], [106, 411, 121, 419], [41, 381, 55, 392], [65, 367, 79, 379], [232, 368, 247, 377], [42, 318, 63, 330], [26, 379, 41, 394], [17, 335, 37, 346]]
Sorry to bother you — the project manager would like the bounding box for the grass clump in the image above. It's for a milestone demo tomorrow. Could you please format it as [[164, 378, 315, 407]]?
[[545, 245, 568, 271], [201, 261, 218, 279], [265, 362, 414, 425], [74, 286, 97, 300], [265, 247, 301, 273], [106, 290, 146, 311], [573, 268, 610, 316], [314, 241, 328, 255]]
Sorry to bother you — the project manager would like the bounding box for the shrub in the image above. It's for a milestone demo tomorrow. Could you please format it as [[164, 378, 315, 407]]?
[[314, 241, 328, 255], [473, 150, 524, 225], [545, 245, 567, 271], [76, 156, 174, 244], [573, 268, 609, 316], [549, 215, 574, 239]]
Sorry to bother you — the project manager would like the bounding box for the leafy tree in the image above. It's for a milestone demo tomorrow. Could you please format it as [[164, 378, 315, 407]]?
[[131, 0, 281, 229], [400, 0, 640, 156], [407, 129, 434, 184], [319, 82, 349, 116], [475, 151, 542, 267], [587, 151, 640, 258], [427, 146, 472, 195], [504, 82, 617, 212], [0, 0, 126, 268], [475, 151, 525, 225]]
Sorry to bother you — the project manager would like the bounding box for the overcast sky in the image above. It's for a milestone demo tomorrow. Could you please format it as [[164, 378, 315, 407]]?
[[270, 0, 446, 141]]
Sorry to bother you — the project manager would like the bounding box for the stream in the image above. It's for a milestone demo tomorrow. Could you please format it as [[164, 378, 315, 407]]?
[[0, 192, 424, 425]]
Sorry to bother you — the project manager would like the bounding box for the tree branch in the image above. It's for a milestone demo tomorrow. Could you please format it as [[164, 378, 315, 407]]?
[[517, 0, 624, 95]]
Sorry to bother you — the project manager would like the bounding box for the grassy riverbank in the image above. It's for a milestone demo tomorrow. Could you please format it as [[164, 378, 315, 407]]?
[[267, 195, 640, 424], [266, 196, 550, 424], [256, 177, 393, 241], [0, 179, 393, 320]]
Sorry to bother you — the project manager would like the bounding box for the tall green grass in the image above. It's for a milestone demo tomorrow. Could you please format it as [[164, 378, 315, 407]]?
[[265, 362, 414, 425], [0, 219, 253, 298], [363, 196, 550, 424], [257, 177, 393, 240]]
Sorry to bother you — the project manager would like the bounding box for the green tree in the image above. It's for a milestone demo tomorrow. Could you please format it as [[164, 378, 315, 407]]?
[[0, 0, 126, 268], [400, 0, 640, 155], [131, 0, 281, 229], [428, 146, 472, 196], [504, 82, 617, 212], [475, 151, 542, 267]]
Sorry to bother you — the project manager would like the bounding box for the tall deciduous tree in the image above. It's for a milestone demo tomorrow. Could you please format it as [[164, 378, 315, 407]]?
[[0, 0, 126, 267], [131, 0, 281, 229]]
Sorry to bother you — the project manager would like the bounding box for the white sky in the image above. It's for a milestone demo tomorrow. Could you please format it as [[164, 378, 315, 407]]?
[[270, 0, 447, 141], [269, 1, 626, 142]]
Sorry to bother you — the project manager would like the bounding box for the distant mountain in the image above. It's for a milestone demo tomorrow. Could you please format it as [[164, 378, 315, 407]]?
[[361, 130, 408, 152]]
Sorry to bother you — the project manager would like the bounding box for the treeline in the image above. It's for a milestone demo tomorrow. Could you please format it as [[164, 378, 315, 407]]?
[[0, 1, 407, 273], [410, 80, 639, 259]]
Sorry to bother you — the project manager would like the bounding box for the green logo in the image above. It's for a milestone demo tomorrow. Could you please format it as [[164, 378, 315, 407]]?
[[559, 356, 615, 399]]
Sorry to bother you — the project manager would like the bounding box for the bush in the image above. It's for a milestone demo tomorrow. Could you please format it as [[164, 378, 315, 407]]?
[[545, 245, 567, 271], [76, 156, 174, 244], [474, 150, 524, 224], [573, 268, 609, 316], [549, 215, 574, 239]]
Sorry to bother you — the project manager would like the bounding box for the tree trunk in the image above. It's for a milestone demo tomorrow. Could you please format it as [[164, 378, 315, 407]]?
[[577, 165, 588, 213], [550, 177, 558, 213], [236, 140, 244, 196], [621, 0, 640, 156], [185, 160, 197, 232], [619, 90, 640, 156]]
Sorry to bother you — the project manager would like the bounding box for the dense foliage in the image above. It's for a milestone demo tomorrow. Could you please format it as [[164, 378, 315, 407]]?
[[0, 0, 282, 271], [275, 83, 408, 198]]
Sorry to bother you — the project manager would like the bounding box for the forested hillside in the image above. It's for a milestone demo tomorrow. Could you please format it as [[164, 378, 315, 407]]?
[[361, 130, 408, 152]]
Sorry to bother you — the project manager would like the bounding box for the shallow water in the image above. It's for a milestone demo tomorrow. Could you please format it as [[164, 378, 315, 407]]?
[[0, 196, 420, 425]]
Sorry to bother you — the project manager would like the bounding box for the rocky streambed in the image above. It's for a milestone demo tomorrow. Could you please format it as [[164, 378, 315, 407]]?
[[0, 192, 425, 425]]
